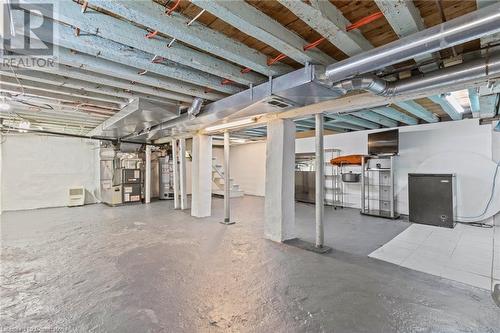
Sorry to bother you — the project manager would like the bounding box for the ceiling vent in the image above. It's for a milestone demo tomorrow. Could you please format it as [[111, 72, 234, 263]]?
[[266, 96, 296, 109]]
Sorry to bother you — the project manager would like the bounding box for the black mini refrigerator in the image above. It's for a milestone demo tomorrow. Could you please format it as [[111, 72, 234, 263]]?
[[408, 174, 456, 228]]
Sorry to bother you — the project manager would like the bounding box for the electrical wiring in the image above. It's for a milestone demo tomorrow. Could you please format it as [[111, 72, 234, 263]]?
[[491, 215, 498, 303], [6, 62, 25, 96], [14, 99, 54, 110], [457, 160, 500, 227]]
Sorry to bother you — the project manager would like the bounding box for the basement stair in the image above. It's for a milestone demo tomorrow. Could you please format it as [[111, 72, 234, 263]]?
[[212, 158, 244, 198]]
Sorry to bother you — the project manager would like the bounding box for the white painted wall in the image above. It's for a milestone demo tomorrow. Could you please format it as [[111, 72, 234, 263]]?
[[297, 118, 499, 218], [211, 143, 266, 196], [230, 119, 500, 220], [230, 142, 266, 196], [1, 134, 100, 211]]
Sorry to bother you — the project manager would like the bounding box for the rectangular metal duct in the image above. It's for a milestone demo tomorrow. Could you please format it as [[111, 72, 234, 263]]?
[[90, 98, 180, 138], [143, 64, 344, 140]]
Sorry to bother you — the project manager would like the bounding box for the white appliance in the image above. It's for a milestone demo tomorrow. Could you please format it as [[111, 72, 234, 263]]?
[[68, 187, 85, 207]]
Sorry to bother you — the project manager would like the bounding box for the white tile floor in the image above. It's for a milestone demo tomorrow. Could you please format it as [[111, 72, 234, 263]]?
[[369, 222, 500, 290]]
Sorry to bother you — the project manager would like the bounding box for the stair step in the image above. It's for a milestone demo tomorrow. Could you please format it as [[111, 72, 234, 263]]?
[[212, 190, 244, 198]]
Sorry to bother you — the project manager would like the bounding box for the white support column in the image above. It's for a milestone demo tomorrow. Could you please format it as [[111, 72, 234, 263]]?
[[221, 131, 235, 225], [172, 138, 180, 209], [315, 113, 325, 248], [191, 134, 213, 217], [0, 132, 2, 215], [145, 145, 151, 204], [179, 138, 188, 210], [264, 119, 296, 242]]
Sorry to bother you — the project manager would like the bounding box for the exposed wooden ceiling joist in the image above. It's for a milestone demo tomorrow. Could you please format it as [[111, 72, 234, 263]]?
[[280, 0, 372, 56], [15, 64, 192, 103], [85, 0, 292, 76], [1, 76, 127, 105], [13, 12, 236, 97], [0, 86, 121, 111], [29, 0, 265, 86], [0, 68, 176, 106], [191, 0, 335, 65], [374, 0, 436, 69]]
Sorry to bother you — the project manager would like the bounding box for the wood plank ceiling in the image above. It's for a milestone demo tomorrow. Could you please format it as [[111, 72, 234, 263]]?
[[1, 0, 485, 137], [167, 0, 478, 69]]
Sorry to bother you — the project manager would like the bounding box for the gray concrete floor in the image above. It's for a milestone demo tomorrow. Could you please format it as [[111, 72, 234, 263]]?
[[295, 201, 411, 256], [1, 196, 499, 332]]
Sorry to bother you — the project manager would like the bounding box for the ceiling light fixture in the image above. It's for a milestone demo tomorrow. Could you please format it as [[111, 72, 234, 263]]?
[[204, 117, 257, 132]]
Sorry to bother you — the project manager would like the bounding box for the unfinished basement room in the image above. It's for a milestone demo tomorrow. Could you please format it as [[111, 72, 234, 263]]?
[[1, 0, 500, 332]]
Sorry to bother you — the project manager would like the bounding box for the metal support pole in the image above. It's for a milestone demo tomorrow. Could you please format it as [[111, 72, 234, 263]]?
[[315, 113, 325, 248], [390, 155, 395, 218], [361, 156, 365, 214], [145, 145, 151, 204], [179, 138, 187, 210], [221, 131, 235, 225], [172, 139, 180, 209]]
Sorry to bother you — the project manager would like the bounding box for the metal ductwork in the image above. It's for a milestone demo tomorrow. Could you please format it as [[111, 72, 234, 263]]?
[[324, 2, 500, 81], [333, 53, 500, 97], [135, 65, 345, 140], [187, 97, 204, 119], [118, 4, 500, 142]]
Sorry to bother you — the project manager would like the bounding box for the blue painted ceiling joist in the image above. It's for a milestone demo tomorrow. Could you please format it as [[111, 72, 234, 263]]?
[[428, 95, 463, 121], [394, 101, 439, 123], [370, 107, 418, 125]]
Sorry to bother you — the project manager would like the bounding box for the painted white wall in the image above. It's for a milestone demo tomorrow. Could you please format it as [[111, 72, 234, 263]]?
[[2, 134, 100, 211], [296, 118, 499, 218], [211, 143, 266, 196], [230, 142, 266, 196], [229, 119, 500, 219]]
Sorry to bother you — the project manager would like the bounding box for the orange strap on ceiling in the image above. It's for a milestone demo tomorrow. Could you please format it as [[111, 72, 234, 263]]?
[[145, 30, 158, 39], [241, 67, 252, 74], [346, 11, 384, 31], [166, 0, 181, 16], [221, 79, 234, 85], [267, 35, 326, 66], [267, 53, 288, 66], [303, 37, 326, 51]]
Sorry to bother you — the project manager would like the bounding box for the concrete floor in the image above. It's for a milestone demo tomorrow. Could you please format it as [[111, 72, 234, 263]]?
[[1, 196, 499, 332]]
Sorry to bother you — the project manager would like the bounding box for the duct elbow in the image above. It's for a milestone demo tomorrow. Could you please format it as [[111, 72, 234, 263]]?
[[187, 97, 204, 119], [333, 76, 394, 96]]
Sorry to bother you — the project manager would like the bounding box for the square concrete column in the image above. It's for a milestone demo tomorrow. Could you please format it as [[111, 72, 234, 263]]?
[[191, 134, 213, 217], [264, 119, 296, 242]]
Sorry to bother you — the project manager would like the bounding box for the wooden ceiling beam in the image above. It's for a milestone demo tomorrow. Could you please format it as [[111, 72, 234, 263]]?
[[13, 12, 237, 97], [85, 0, 291, 76], [0, 76, 128, 106], [0, 85, 121, 110], [370, 107, 418, 125], [28, 0, 264, 86], [374, 0, 436, 70], [394, 101, 439, 123], [352, 110, 399, 128], [13, 62, 193, 104], [191, 0, 335, 65], [280, 0, 372, 57], [0, 68, 177, 106]]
